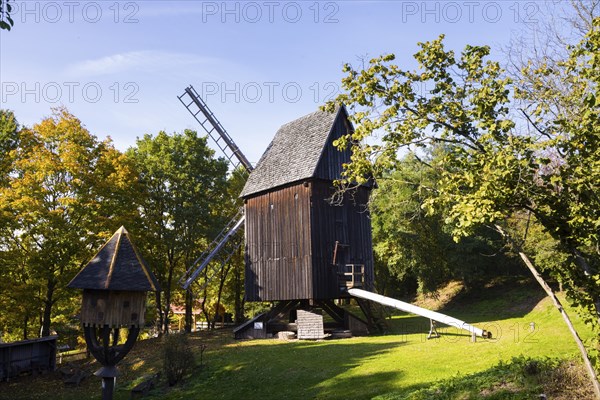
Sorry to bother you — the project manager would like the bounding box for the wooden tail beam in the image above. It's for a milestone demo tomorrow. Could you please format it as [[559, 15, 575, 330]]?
[[349, 288, 490, 338]]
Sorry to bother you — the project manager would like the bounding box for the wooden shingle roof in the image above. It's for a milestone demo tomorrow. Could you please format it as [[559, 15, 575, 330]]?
[[240, 106, 345, 198], [68, 227, 159, 292]]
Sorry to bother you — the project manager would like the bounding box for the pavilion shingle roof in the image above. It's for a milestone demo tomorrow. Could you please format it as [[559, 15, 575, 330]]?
[[240, 106, 342, 198], [68, 227, 159, 292]]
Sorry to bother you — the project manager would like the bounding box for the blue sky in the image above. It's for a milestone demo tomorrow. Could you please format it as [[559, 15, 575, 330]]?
[[0, 1, 560, 164]]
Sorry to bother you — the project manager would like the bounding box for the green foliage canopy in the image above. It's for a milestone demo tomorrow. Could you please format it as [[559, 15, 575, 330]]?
[[127, 130, 229, 333], [371, 151, 520, 295], [326, 19, 600, 329]]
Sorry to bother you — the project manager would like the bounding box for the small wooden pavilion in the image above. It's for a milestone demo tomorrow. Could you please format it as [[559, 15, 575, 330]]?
[[68, 226, 159, 328], [68, 226, 159, 398], [235, 106, 375, 338]]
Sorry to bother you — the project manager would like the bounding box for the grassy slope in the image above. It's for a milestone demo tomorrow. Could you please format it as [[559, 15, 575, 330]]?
[[2, 278, 594, 400]]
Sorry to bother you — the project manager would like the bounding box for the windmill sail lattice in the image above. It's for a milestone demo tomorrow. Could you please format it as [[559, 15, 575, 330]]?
[[180, 208, 245, 290], [178, 85, 253, 173], [177, 85, 253, 290]]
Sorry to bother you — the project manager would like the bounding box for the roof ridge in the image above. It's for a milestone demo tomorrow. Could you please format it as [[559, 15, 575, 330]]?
[[105, 228, 123, 289], [240, 106, 343, 198], [126, 229, 158, 291], [277, 108, 328, 129], [308, 106, 344, 179]]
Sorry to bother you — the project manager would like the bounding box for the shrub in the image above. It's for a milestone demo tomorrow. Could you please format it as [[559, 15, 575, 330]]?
[[162, 333, 196, 386]]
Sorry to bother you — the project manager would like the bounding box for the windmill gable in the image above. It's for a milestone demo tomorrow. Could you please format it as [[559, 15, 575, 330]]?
[[240, 106, 351, 198]]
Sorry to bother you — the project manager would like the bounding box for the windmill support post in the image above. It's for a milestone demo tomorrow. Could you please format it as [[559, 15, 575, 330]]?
[[428, 319, 440, 339]]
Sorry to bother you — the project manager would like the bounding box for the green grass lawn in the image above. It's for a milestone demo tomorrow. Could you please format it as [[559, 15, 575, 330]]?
[[3, 278, 595, 400]]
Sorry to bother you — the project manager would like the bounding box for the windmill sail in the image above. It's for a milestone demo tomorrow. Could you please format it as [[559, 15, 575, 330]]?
[[178, 85, 253, 290], [178, 85, 253, 173], [180, 210, 245, 290]]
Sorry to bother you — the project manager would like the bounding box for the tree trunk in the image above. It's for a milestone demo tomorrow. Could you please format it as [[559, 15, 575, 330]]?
[[162, 266, 174, 334], [155, 290, 164, 336], [23, 314, 28, 340], [200, 293, 211, 330], [571, 247, 600, 321], [163, 304, 170, 334], [234, 256, 244, 324], [214, 262, 232, 329], [200, 270, 211, 329], [495, 224, 600, 399], [40, 279, 55, 337], [184, 290, 193, 333]]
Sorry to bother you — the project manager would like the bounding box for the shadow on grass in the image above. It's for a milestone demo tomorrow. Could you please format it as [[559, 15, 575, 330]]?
[[158, 338, 407, 400]]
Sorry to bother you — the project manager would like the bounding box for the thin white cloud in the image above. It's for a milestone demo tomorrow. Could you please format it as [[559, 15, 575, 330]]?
[[66, 51, 223, 78]]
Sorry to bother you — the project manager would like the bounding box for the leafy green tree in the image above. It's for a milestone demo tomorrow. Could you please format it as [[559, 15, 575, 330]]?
[[0, 0, 14, 30], [209, 168, 247, 327], [325, 20, 599, 317], [0, 108, 137, 338], [325, 16, 600, 395], [191, 166, 247, 330], [371, 152, 519, 296], [0, 109, 19, 186], [127, 130, 229, 334], [372, 155, 451, 294]]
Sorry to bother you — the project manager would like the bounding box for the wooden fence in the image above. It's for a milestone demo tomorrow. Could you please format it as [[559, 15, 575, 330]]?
[[56, 348, 89, 364]]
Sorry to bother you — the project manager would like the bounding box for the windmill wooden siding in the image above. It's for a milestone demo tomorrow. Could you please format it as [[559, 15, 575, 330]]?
[[245, 182, 313, 301], [310, 182, 373, 299], [243, 106, 374, 302]]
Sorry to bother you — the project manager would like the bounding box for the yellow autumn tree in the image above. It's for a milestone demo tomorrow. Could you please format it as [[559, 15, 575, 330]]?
[[0, 108, 138, 339]]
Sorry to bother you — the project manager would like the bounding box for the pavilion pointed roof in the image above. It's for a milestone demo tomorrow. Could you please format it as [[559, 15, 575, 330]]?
[[68, 227, 159, 292]]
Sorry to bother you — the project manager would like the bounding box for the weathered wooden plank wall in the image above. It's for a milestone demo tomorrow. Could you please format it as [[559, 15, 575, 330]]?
[[313, 109, 353, 182], [80, 290, 147, 328], [310, 182, 374, 299], [245, 182, 313, 301]]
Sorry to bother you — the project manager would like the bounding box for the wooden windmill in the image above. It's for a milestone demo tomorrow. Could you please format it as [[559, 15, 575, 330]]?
[[177, 86, 378, 338]]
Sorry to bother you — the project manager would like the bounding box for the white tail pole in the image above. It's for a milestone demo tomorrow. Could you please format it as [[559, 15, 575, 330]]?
[[348, 288, 489, 338]]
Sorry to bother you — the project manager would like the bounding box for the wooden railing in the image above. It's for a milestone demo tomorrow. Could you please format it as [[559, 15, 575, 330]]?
[[339, 264, 365, 288], [57, 349, 89, 364]]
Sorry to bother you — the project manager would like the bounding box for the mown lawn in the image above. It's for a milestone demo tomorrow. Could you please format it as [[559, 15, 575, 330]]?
[[3, 278, 595, 400]]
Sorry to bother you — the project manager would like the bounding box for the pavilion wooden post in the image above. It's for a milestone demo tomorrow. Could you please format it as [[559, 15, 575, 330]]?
[[68, 227, 160, 400]]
